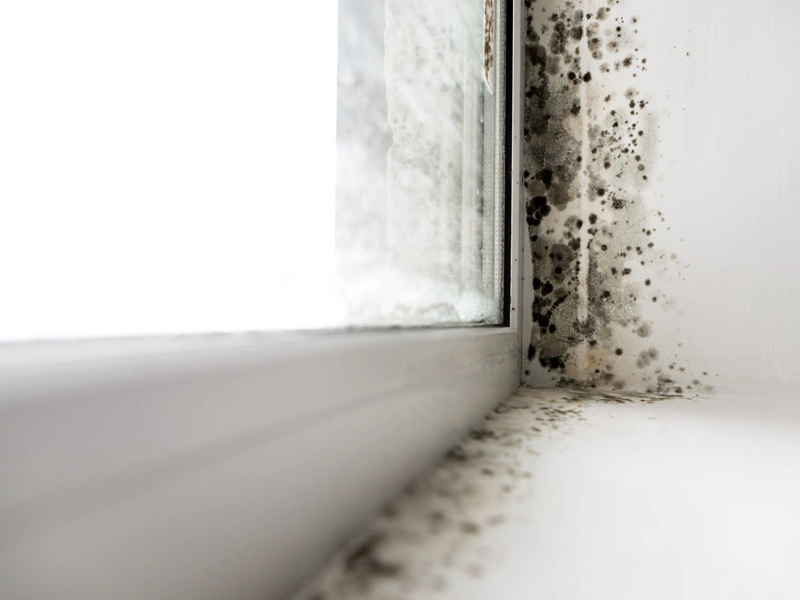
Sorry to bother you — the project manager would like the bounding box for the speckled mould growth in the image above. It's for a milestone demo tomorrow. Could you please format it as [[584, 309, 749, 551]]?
[[522, 0, 711, 394]]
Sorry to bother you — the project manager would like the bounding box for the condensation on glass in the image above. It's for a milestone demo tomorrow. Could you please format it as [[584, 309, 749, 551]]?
[[336, 0, 507, 327], [0, 0, 505, 341]]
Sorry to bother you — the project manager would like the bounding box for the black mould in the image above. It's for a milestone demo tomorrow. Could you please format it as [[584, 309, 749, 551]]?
[[523, 0, 703, 394], [343, 534, 401, 579]]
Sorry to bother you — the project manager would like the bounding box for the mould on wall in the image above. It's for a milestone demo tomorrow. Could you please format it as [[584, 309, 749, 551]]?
[[523, 0, 711, 394]]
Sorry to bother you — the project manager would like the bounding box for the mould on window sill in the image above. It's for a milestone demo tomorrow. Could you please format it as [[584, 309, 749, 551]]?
[[294, 387, 691, 600]]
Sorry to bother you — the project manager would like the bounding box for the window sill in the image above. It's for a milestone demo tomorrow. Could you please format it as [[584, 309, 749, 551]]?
[[295, 385, 800, 600], [0, 327, 520, 599]]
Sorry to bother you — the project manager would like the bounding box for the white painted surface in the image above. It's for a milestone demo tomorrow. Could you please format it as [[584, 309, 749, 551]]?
[[0, 328, 519, 600], [298, 386, 800, 600], [632, 0, 800, 387]]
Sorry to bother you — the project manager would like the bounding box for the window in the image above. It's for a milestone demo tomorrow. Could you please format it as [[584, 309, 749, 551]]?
[[335, 0, 508, 327], [1, 0, 507, 342], [0, 2, 523, 600]]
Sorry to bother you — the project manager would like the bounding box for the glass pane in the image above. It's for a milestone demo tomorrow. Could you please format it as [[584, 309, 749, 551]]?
[[0, 0, 505, 342], [336, 0, 506, 327]]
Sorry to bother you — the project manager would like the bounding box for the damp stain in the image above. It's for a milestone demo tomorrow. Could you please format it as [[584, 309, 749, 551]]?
[[522, 0, 710, 394]]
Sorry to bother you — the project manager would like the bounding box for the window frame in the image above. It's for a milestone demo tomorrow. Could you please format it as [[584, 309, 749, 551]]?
[[0, 1, 525, 598]]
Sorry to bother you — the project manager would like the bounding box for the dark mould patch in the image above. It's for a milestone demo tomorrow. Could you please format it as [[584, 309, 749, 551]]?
[[460, 521, 481, 535], [523, 0, 705, 394], [484, 0, 495, 91], [524, 6, 582, 210], [635, 347, 660, 368], [343, 533, 401, 579]]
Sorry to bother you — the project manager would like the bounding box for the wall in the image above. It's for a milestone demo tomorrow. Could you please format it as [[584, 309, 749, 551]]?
[[522, 0, 800, 392]]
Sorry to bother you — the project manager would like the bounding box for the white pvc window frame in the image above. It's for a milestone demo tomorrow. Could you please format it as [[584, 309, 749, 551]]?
[[0, 1, 524, 598]]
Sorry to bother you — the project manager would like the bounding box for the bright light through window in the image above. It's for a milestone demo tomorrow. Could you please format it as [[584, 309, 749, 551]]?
[[1, 1, 338, 341], [0, 0, 505, 342]]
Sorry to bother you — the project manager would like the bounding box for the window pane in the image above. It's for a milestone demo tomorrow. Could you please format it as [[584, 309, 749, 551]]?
[[0, 0, 505, 341], [336, 0, 506, 327]]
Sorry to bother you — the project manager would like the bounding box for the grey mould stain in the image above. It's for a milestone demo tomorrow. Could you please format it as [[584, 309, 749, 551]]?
[[484, 0, 495, 92], [523, 0, 711, 395], [294, 388, 676, 600]]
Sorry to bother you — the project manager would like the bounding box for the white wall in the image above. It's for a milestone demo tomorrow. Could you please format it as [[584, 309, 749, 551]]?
[[639, 0, 800, 388], [522, 0, 800, 391]]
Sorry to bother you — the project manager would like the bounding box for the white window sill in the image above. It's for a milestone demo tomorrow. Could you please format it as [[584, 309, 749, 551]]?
[[0, 327, 520, 600], [295, 385, 800, 600]]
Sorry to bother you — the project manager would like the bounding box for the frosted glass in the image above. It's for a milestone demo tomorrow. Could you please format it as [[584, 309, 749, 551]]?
[[333, 0, 505, 326], [0, 0, 504, 341]]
